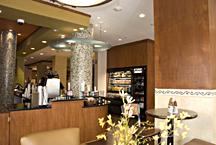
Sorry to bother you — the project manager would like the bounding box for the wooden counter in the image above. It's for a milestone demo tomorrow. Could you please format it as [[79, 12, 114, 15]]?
[[5, 100, 107, 145], [0, 113, 9, 145]]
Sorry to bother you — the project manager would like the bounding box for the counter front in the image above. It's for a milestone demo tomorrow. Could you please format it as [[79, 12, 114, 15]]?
[[4, 99, 108, 145]]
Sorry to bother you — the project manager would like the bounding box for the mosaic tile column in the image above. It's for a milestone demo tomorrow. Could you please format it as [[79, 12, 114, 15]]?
[[70, 26, 93, 97], [0, 31, 17, 113]]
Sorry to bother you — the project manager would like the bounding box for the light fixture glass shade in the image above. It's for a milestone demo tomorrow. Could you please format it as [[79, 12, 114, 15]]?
[[49, 38, 111, 52], [53, 0, 112, 7]]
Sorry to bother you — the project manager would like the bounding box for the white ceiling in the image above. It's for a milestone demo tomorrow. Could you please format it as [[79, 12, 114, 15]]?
[[25, 0, 154, 65]]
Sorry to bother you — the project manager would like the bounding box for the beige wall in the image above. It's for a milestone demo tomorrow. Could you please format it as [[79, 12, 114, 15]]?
[[95, 51, 107, 96], [15, 57, 24, 86], [155, 89, 216, 144]]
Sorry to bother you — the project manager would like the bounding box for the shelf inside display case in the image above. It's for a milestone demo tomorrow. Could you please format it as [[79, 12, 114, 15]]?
[[109, 77, 131, 79]]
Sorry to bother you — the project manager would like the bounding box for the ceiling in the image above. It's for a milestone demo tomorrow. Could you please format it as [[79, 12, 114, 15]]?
[[0, 0, 90, 58], [0, 17, 40, 44], [0, 0, 154, 66], [44, 0, 155, 46]]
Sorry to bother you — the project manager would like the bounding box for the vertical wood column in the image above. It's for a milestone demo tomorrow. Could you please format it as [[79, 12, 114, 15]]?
[[52, 56, 67, 89], [70, 26, 93, 97], [154, 0, 216, 89], [154, 0, 216, 144], [0, 30, 17, 113]]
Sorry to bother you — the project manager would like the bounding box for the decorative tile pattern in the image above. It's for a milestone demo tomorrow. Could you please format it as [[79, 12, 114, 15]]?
[[155, 88, 216, 97], [0, 31, 17, 113], [70, 26, 93, 97]]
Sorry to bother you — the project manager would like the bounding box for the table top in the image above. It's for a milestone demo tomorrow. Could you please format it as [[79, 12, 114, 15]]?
[[145, 108, 198, 120]]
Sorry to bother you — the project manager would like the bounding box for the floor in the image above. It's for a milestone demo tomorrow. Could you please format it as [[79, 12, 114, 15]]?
[[83, 113, 155, 145]]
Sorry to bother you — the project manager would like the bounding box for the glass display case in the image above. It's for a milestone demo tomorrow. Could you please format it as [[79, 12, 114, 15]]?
[[107, 66, 147, 120]]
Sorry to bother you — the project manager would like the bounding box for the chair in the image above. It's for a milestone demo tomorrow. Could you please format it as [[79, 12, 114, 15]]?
[[184, 138, 215, 145], [121, 103, 161, 144], [20, 128, 80, 145]]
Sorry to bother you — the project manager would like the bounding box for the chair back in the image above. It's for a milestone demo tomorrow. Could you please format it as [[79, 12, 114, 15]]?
[[121, 103, 141, 127], [20, 128, 80, 145]]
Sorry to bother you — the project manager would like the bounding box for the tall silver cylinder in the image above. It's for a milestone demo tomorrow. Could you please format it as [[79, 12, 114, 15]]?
[[70, 26, 93, 97], [0, 31, 17, 113]]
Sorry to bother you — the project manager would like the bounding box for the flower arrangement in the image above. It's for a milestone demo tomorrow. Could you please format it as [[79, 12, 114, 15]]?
[[97, 90, 191, 145]]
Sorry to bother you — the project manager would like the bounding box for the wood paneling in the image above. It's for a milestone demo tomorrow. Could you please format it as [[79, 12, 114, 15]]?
[[9, 101, 108, 145], [107, 40, 148, 69], [146, 40, 155, 122], [154, 0, 213, 89], [0, 113, 9, 145], [208, 0, 216, 89]]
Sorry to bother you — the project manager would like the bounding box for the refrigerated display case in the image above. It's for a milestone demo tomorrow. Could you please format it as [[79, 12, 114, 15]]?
[[106, 66, 147, 120]]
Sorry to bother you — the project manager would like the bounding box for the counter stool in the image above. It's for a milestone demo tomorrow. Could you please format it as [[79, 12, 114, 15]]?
[[184, 138, 215, 145]]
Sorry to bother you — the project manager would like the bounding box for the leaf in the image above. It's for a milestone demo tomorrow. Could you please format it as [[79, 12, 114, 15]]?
[[185, 125, 190, 131], [181, 132, 187, 139]]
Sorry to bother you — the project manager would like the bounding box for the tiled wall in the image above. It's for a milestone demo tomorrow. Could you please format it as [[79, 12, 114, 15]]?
[[155, 89, 216, 144]]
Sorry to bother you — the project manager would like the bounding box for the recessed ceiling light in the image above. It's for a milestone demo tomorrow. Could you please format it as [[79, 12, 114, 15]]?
[[31, 57, 34, 59], [61, 35, 65, 38], [95, 24, 98, 27], [23, 52, 26, 54], [9, 29, 12, 32], [99, 22, 103, 24], [31, 47, 35, 50], [51, 48, 55, 51], [118, 39, 122, 41], [79, 27, 84, 30], [40, 53, 43, 55], [0, 10, 2, 13], [73, 29, 78, 31], [114, 6, 122, 11], [139, 14, 145, 18], [97, 16, 101, 19], [53, 29, 59, 32], [18, 33, 21, 36], [42, 41, 47, 43], [104, 30, 107, 32]]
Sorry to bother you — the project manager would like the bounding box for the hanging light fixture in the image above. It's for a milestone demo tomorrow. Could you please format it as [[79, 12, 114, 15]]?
[[50, 0, 112, 8]]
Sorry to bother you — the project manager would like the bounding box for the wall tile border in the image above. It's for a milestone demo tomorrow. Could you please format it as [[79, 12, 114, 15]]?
[[155, 88, 216, 97]]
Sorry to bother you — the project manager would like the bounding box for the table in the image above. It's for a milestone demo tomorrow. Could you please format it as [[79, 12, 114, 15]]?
[[145, 108, 198, 145]]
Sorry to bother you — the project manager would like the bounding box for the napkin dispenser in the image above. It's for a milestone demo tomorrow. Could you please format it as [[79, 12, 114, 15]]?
[[168, 98, 178, 114]]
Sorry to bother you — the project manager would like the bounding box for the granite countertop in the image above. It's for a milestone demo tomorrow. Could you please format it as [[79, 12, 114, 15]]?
[[8, 96, 110, 112]]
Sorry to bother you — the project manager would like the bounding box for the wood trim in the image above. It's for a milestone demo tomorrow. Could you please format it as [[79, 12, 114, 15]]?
[[32, 0, 91, 18], [9, 100, 107, 145], [0, 113, 9, 145]]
